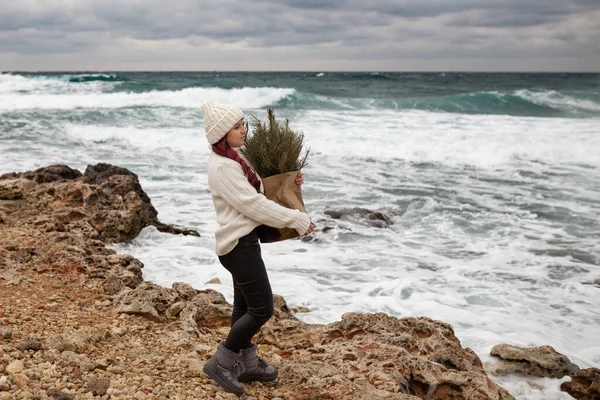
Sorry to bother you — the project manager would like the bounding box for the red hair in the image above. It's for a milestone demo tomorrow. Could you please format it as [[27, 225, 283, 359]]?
[[212, 138, 261, 193]]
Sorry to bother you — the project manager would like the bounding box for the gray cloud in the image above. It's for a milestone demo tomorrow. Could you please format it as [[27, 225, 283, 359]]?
[[0, 0, 599, 71]]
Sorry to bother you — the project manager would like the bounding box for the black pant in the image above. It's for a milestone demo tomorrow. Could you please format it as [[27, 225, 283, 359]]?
[[218, 229, 274, 352]]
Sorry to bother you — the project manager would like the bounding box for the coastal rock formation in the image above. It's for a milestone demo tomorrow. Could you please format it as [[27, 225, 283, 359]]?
[[560, 368, 600, 400], [0, 164, 518, 399], [324, 207, 394, 228], [488, 344, 580, 378]]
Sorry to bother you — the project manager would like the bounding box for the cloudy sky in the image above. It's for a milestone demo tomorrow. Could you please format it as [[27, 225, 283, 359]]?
[[1, 0, 599, 71]]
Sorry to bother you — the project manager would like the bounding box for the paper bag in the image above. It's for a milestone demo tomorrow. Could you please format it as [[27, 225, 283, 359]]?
[[257, 170, 307, 243]]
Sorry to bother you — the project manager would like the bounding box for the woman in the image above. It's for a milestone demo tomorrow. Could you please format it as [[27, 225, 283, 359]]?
[[200, 101, 314, 395]]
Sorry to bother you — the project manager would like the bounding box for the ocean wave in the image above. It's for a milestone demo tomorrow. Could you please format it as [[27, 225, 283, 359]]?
[[68, 74, 126, 83], [0, 72, 121, 95], [0, 85, 296, 111], [275, 89, 600, 117]]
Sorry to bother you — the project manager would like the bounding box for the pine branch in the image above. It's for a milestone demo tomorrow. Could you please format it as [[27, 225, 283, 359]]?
[[241, 108, 310, 178]]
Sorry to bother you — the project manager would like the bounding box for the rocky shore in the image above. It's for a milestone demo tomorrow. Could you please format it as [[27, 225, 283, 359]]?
[[1, 164, 597, 400]]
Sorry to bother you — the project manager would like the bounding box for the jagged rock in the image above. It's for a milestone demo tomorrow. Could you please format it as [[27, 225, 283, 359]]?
[[169, 301, 186, 317], [560, 368, 600, 400], [489, 344, 580, 378], [106, 254, 143, 289], [0, 164, 82, 184], [273, 294, 298, 321], [114, 281, 179, 321], [325, 207, 393, 228], [0, 179, 36, 200], [179, 290, 233, 334], [172, 282, 197, 300], [257, 312, 515, 400]]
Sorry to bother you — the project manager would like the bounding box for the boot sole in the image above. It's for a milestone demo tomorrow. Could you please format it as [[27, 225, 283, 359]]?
[[203, 364, 244, 396], [239, 372, 278, 382]]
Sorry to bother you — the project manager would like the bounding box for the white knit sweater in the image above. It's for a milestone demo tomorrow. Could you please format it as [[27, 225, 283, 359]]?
[[207, 151, 311, 256]]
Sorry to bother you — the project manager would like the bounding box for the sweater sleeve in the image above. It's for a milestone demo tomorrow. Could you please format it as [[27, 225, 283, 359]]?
[[214, 163, 311, 235]]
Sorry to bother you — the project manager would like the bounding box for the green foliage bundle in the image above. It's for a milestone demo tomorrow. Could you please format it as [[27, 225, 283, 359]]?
[[241, 108, 309, 178]]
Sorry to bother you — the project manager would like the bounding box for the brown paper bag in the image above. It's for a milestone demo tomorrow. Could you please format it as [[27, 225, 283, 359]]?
[[257, 170, 307, 243]]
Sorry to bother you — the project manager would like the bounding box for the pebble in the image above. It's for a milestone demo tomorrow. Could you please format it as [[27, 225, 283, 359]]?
[[6, 360, 24, 374], [11, 373, 29, 388], [0, 328, 12, 340]]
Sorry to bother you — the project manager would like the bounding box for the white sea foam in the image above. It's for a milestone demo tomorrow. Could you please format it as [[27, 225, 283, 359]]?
[[516, 89, 600, 112], [0, 82, 295, 111], [0, 72, 118, 95]]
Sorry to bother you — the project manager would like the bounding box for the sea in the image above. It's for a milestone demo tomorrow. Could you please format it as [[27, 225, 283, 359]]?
[[1, 71, 599, 399]]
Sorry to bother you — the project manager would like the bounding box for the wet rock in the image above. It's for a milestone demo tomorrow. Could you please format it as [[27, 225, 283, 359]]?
[[489, 344, 580, 378], [560, 368, 600, 400], [582, 278, 600, 288], [325, 207, 393, 228]]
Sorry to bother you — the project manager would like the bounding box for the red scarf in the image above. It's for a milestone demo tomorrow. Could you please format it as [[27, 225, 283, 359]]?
[[212, 139, 261, 193]]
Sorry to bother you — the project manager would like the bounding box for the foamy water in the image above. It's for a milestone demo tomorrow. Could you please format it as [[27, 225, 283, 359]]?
[[1, 72, 599, 399]]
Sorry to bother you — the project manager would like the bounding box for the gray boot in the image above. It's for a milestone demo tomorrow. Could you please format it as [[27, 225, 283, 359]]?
[[203, 342, 245, 395], [238, 344, 278, 382]]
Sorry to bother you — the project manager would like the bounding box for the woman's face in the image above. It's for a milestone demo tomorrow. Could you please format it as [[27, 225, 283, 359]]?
[[226, 119, 246, 148]]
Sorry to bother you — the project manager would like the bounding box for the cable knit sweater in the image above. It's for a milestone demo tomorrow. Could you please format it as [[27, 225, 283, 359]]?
[[207, 151, 311, 256]]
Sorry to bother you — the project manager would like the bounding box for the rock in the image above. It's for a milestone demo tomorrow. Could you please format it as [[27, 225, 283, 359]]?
[[582, 278, 600, 288], [11, 373, 29, 388], [0, 328, 12, 339], [324, 207, 394, 228], [47, 389, 75, 400], [205, 277, 221, 285], [291, 306, 311, 313], [172, 282, 197, 300], [185, 358, 204, 378], [560, 368, 600, 400], [489, 344, 580, 378], [178, 290, 233, 334], [16, 165, 82, 184], [114, 281, 179, 321], [84, 378, 110, 396], [169, 302, 186, 317], [0, 179, 32, 200], [155, 222, 200, 237], [17, 339, 43, 352], [6, 360, 24, 374], [106, 254, 144, 288], [273, 294, 297, 320]]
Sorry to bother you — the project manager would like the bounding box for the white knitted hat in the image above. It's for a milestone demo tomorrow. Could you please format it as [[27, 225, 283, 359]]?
[[201, 101, 244, 145]]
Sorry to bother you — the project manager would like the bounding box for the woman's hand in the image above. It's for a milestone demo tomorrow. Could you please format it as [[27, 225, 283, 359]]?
[[296, 172, 304, 187], [304, 223, 316, 236]]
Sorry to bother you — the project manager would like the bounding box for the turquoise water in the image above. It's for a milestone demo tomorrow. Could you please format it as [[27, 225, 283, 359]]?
[[1, 71, 599, 400]]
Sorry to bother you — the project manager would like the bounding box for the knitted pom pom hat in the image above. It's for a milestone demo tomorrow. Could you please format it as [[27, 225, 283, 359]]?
[[201, 101, 244, 145]]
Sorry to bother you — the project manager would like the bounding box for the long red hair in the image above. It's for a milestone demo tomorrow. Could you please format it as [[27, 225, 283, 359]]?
[[212, 138, 261, 193]]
